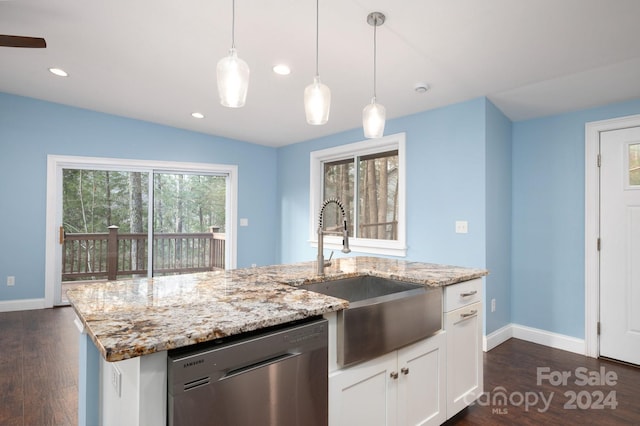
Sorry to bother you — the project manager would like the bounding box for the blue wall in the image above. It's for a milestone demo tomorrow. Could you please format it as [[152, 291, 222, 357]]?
[[511, 98, 640, 339], [7, 86, 640, 343], [485, 100, 512, 334], [278, 98, 489, 268], [0, 93, 278, 302], [278, 97, 517, 335]]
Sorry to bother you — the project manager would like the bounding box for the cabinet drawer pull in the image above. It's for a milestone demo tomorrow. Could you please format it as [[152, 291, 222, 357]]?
[[401, 367, 409, 375], [460, 290, 477, 297], [390, 371, 399, 379], [460, 309, 478, 320]]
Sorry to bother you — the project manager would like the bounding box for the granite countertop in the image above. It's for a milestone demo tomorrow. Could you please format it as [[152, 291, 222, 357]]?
[[67, 256, 487, 362]]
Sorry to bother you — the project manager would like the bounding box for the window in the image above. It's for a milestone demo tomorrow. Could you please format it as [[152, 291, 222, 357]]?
[[629, 143, 640, 186], [310, 133, 406, 256]]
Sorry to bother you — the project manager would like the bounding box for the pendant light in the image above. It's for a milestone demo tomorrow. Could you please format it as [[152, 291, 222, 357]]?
[[217, 0, 250, 108], [304, 0, 331, 125], [362, 12, 386, 139]]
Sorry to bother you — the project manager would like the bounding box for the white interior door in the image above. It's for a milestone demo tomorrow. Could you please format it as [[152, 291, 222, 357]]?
[[599, 126, 640, 365]]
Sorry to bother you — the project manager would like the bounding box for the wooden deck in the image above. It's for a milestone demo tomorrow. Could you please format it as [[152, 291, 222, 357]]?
[[62, 228, 225, 281]]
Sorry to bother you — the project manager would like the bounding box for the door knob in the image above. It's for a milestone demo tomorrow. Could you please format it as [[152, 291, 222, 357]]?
[[401, 367, 409, 375], [390, 371, 398, 379]]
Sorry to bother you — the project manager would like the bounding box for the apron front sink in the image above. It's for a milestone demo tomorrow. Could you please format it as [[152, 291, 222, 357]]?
[[302, 276, 442, 367]]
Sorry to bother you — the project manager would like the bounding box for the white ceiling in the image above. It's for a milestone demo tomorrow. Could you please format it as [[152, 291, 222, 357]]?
[[2, 0, 640, 147]]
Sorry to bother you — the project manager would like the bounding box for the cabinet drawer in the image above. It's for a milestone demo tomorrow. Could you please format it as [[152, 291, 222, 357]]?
[[444, 279, 482, 312]]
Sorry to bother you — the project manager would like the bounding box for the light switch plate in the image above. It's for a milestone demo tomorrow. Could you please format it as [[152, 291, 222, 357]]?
[[455, 221, 468, 234], [240, 218, 249, 227]]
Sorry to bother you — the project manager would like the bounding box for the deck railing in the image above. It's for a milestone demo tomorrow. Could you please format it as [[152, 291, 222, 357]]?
[[62, 226, 225, 281], [359, 220, 398, 240], [324, 220, 398, 240]]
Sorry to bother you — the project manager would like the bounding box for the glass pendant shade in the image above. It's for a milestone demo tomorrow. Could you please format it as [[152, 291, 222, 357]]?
[[362, 97, 386, 138], [304, 76, 331, 125], [217, 48, 250, 108]]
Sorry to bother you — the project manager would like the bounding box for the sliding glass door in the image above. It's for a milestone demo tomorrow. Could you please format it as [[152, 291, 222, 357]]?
[[51, 157, 236, 306], [61, 170, 149, 290], [152, 172, 227, 277]]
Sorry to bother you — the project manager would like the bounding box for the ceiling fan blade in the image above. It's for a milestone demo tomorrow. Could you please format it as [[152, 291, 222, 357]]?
[[0, 35, 47, 48]]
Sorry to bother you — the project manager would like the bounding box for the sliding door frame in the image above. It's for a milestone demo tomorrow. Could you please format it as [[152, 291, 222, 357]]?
[[45, 155, 238, 307]]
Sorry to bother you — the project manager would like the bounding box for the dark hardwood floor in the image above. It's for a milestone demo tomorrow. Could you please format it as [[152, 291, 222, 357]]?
[[446, 338, 640, 426], [0, 307, 78, 426], [1, 307, 639, 425]]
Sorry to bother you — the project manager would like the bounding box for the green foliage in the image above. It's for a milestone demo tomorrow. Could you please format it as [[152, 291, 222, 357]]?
[[154, 173, 226, 233], [63, 170, 226, 234]]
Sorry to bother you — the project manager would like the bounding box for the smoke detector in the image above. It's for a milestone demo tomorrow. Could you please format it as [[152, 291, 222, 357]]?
[[414, 83, 430, 94]]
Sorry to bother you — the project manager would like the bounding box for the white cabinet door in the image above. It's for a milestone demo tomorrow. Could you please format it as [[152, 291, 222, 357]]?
[[329, 334, 446, 426], [329, 351, 398, 426], [445, 302, 483, 418], [397, 333, 446, 426]]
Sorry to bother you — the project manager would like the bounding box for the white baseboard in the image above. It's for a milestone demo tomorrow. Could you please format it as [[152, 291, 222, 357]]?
[[484, 323, 586, 355], [0, 298, 47, 313], [484, 323, 513, 351]]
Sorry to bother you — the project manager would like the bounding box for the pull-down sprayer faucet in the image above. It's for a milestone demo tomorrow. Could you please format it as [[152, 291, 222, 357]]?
[[317, 198, 351, 274]]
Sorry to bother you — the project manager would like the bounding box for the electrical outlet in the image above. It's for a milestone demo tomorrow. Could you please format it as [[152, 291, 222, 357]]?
[[455, 221, 468, 234], [491, 298, 496, 313], [111, 364, 122, 397], [7, 276, 15, 286]]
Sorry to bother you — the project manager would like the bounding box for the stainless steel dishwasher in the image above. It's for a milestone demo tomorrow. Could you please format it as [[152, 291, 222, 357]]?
[[167, 317, 328, 426]]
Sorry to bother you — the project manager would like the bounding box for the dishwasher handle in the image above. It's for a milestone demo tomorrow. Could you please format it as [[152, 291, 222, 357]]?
[[220, 351, 301, 381]]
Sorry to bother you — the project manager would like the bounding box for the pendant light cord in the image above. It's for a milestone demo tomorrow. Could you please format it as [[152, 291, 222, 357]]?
[[315, 0, 319, 77], [373, 20, 377, 99], [231, 0, 236, 49]]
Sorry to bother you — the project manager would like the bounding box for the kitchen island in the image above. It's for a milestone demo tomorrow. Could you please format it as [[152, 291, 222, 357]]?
[[67, 256, 487, 425]]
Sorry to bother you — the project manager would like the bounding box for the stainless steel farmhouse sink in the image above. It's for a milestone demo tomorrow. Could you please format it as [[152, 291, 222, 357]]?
[[303, 276, 442, 366]]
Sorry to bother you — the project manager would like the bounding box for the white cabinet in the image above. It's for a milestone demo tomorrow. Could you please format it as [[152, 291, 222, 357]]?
[[444, 278, 482, 312], [397, 334, 446, 426], [328, 350, 397, 426], [444, 279, 483, 419], [329, 332, 446, 426]]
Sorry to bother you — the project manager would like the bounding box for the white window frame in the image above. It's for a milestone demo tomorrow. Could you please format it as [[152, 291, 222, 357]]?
[[309, 132, 407, 257], [45, 155, 238, 307]]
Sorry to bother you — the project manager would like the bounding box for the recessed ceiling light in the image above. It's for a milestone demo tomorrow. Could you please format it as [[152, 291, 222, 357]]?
[[273, 64, 291, 76], [49, 68, 68, 77], [191, 112, 205, 119]]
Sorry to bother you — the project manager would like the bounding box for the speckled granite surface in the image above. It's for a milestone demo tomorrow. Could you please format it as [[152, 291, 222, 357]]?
[[67, 256, 487, 362]]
